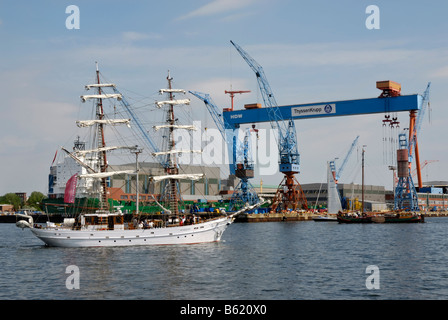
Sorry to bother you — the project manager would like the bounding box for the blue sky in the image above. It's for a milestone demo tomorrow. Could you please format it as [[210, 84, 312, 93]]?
[[1, 0, 448, 196]]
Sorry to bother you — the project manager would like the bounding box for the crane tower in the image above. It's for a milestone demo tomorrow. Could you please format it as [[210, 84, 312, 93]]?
[[230, 41, 307, 212]]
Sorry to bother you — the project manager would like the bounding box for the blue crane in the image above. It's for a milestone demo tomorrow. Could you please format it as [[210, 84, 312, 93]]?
[[231, 127, 260, 210], [329, 135, 360, 183], [414, 82, 431, 141], [189, 91, 260, 210], [188, 91, 236, 173], [394, 133, 419, 211], [230, 41, 307, 212]]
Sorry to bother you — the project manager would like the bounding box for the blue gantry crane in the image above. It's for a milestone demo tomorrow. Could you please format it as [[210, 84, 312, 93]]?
[[189, 91, 260, 210], [223, 45, 424, 213], [230, 40, 307, 212]]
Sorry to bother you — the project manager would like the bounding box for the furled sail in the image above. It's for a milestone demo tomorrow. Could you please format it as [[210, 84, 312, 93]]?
[[74, 145, 137, 156], [152, 149, 202, 157], [159, 89, 186, 94], [85, 83, 116, 90], [78, 170, 135, 179], [153, 124, 197, 131], [80, 93, 122, 102], [151, 173, 204, 182], [155, 99, 190, 108], [76, 119, 131, 128]]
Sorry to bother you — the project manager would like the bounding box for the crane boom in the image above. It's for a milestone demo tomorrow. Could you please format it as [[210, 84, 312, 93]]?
[[329, 135, 359, 183], [189, 90, 259, 209], [189, 90, 237, 174], [415, 82, 431, 142], [230, 40, 300, 174], [336, 136, 359, 181]]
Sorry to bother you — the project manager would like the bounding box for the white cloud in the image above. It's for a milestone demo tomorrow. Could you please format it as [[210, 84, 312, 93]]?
[[429, 65, 448, 79], [177, 0, 257, 21], [121, 31, 162, 42]]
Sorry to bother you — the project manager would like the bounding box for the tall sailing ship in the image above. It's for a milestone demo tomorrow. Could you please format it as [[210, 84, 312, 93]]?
[[17, 65, 262, 247]]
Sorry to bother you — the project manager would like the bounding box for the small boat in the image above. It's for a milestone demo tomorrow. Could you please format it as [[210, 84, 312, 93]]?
[[337, 211, 372, 223], [337, 146, 425, 224], [382, 211, 424, 223], [337, 147, 373, 224]]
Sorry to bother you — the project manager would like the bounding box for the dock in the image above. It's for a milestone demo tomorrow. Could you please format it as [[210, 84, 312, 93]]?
[[234, 211, 317, 223], [423, 211, 448, 217], [234, 211, 448, 222]]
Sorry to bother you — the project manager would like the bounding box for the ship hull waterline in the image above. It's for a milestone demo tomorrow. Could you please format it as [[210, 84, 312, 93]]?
[[29, 216, 233, 247]]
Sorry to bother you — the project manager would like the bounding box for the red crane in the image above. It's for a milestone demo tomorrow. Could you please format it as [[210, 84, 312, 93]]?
[[412, 160, 439, 178], [392, 160, 439, 184], [224, 90, 251, 111]]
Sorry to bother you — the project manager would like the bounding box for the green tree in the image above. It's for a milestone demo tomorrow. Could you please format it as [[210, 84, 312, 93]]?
[[0, 193, 22, 210], [27, 191, 46, 211]]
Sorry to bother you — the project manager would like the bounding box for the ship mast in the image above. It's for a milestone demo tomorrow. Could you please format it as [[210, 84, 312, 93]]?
[[78, 63, 134, 212], [95, 62, 109, 211], [152, 72, 205, 219], [166, 72, 180, 216]]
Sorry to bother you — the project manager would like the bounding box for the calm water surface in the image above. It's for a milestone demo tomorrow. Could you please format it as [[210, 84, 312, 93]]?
[[1, 218, 448, 300]]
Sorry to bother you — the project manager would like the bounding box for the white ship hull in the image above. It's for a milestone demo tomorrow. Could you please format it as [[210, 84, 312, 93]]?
[[30, 216, 233, 247]]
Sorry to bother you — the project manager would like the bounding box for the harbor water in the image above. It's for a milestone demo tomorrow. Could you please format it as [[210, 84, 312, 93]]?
[[1, 218, 448, 300]]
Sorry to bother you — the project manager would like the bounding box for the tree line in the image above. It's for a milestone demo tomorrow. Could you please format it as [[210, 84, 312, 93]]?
[[0, 192, 46, 211]]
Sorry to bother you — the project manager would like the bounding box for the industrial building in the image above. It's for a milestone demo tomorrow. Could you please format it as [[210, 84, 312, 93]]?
[[413, 181, 448, 211], [107, 162, 225, 202], [253, 180, 448, 212], [252, 182, 387, 211]]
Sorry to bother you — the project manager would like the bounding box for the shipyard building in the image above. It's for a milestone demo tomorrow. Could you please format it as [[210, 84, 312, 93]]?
[[107, 162, 224, 202]]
